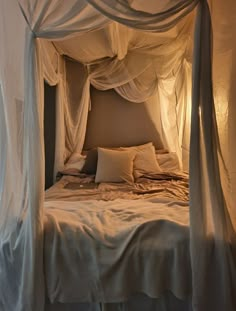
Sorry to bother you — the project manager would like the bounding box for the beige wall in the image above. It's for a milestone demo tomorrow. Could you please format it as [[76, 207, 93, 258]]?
[[84, 86, 163, 149]]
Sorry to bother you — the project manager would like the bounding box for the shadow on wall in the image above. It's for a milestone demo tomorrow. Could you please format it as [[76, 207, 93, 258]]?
[[44, 81, 56, 189], [84, 86, 164, 150]]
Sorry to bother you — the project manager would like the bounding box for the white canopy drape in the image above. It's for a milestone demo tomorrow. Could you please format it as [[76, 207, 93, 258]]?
[[53, 16, 193, 169], [0, 0, 235, 310]]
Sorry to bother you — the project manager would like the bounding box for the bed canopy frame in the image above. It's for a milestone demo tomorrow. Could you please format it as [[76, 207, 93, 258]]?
[[0, 0, 235, 310]]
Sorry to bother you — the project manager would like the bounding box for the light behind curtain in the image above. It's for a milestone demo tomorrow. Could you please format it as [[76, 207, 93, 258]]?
[[158, 60, 192, 170], [0, 1, 196, 309], [61, 16, 193, 168], [38, 40, 94, 173], [210, 0, 236, 231]]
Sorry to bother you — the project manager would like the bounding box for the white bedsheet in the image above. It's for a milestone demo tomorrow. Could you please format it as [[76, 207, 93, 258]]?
[[44, 197, 190, 304]]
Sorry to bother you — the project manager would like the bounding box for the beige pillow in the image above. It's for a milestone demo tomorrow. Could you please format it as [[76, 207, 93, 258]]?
[[134, 144, 162, 178], [121, 142, 162, 178], [156, 152, 180, 172], [95, 148, 136, 183]]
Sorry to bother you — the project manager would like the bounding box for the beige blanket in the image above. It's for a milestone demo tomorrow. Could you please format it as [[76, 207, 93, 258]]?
[[44, 174, 190, 303]]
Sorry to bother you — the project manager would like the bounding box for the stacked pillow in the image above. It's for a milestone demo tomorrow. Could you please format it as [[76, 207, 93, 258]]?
[[95, 148, 136, 183], [120, 142, 162, 179], [61, 142, 183, 182], [80, 142, 162, 183], [61, 142, 171, 183]]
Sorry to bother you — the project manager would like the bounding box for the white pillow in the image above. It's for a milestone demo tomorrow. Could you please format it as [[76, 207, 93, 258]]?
[[95, 148, 136, 183], [156, 152, 181, 172], [120, 142, 162, 178]]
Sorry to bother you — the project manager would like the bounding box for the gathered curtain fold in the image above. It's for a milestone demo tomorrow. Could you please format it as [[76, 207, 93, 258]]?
[[86, 0, 198, 31], [18, 0, 110, 38], [2, 1, 109, 310], [54, 11, 194, 162], [65, 22, 192, 158]]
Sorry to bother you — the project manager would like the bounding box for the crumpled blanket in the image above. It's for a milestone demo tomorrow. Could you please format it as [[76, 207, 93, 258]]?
[[45, 172, 189, 202], [44, 197, 191, 304]]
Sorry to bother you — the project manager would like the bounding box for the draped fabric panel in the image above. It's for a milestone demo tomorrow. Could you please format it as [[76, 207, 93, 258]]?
[[0, 2, 45, 309], [18, 0, 110, 38], [86, 0, 198, 31], [87, 28, 189, 98], [61, 16, 193, 164], [0, 1, 109, 310], [190, 2, 236, 310], [0, 1, 235, 311], [66, 77, 91, 156], [157, 60, 192, 170]]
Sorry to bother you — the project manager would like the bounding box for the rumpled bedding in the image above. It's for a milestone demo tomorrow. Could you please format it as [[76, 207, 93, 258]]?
[[45, 172, 189, 202], [44, 172, 191, 304]]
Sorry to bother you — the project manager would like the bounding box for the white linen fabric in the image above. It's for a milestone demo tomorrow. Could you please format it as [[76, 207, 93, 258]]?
[[0, 1, 236, 311], [56, 19, 194, 166], [0, 1, 109, 311], [62, 153, 86, 175], [43, 197, 190, 303]]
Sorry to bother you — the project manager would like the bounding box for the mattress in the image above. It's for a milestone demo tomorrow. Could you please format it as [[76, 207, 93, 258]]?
[[44, 172, 191, 304]]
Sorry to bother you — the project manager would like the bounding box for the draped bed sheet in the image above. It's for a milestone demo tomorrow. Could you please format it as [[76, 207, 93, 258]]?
[[44, 173, 191, 305]]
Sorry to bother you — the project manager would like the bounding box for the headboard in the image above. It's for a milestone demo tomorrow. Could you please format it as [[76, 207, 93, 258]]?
[[83, 86, 164, 150]]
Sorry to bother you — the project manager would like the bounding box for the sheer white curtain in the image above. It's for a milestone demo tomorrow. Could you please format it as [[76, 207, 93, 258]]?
[[84, 2, 236, 309], [87, 0, 198, 31], [157, 60, 192, 170], [64, 17, 193, 166], [0, 1, 109, 310], [87, 50, 191, 166]]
